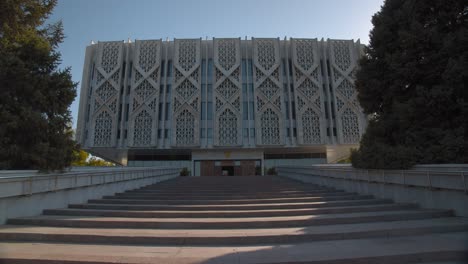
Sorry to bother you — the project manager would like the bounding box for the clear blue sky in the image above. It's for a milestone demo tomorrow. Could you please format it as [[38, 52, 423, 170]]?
[[48, 0, 384, 128]]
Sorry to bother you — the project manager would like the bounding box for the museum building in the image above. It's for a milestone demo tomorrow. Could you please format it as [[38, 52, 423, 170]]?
[[76, 37, 367, 176]]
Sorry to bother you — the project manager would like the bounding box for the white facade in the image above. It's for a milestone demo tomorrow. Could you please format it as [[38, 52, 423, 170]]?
[[76, 37, 366, 173]]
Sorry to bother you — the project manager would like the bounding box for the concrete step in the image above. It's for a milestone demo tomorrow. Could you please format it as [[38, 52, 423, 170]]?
[[7, 209, 453, 229], [124, 189, 337, 195], [99, 194, 374, 203], [0, 232, 466, 263], [1, 218, 467, 246], [109, 191, 353, 199], [44, 203, 418, 218], [70, 198, 394, 211]]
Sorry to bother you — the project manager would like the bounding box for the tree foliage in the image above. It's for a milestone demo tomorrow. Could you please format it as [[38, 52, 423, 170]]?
[[72, 150, 115, 167], [351, 0, 467, 169], [0, 0, 77, 171]]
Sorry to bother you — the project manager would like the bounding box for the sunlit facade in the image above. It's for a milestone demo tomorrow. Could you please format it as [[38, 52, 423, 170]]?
[[76, 37, 366, 175]]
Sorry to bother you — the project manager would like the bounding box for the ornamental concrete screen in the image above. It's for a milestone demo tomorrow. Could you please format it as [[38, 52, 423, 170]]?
[[76, 38, 367, 175]]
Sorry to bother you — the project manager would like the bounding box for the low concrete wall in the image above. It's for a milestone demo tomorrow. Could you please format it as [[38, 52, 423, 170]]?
[[277, 164, 468, 217], [0, 167, 180, 224]]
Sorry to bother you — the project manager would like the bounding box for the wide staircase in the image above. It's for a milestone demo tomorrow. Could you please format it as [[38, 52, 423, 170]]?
[[0, 176, 467, 263]]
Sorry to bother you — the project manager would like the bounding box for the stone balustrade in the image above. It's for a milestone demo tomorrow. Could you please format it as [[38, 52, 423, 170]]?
[[0, 167, 181, 224], [277, 164, 468, 217]]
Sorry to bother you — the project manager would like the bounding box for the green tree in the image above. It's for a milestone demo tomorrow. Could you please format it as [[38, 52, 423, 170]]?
[[0, 0, 77, 170], [351, 0, 467, 169], [72, 150, 115, 167]]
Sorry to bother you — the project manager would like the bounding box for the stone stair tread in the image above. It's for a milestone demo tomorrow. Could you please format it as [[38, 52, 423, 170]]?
[[44, 203, 416, 218], [1, 217, 467, 238], [102, 194, 371, 202], [0, 232, 466, 263], [86, 198, 390, 206], [72, 198, 393, 210], [10, 209, 450, 223]]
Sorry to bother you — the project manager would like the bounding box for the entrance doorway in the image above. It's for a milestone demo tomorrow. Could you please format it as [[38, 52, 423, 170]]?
[[196, 160, 262, 176], [221, 166, 234, 176]]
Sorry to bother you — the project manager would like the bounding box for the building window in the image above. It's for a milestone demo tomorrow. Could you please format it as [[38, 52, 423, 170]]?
[[248, 59, 253, 78], [165, 103, 170, 120], [282, 58, 287, 77], [207, 84, 212, 97], [200, 128, 205, 138], [250, 128, 255, 138], [291, 102, 296, 120], [158, 129, 162, 139], [207, 102, 213, 120], [160, 85, 164, 95], [201, 84, 206, 99], [125, 103, 129, 121], [166, 84, 171, 94], [243, 102, 248, 120], [331, 101, 336, 118], [242, 59, 247, 79], [164, 129, 169, 138], [201, 59, 206, 83], [160, 60, 165, 77], [285, 101, 289, 119], [207, 128, 213, 138], [207, 59, 213, 82], [324, 101, 329, 119], [128, 62, 133, 78], [167, 60, 172, 77], [249, 102, 254, 119], [158, 103, 163, 120], [201, 102, 206, 120]]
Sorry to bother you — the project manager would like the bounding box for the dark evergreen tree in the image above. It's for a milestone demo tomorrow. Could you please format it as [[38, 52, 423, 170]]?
[[0, 0, 77, 170], [351, 0, 467, 169]]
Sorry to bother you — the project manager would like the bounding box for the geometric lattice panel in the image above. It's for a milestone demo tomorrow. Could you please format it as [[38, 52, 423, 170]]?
[[253, 38, 284, 146], [213, 38, 242, 146], [128, 39, 161, 147], [90, 41, 123, 147], [329, 39, 363, 144], [172, 39, 201, 147], [292, 38, 324, 145]]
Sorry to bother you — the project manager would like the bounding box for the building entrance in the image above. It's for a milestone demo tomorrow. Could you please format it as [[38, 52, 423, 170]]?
[[221, 166, 234, 176], [194, 160, 261, 176]]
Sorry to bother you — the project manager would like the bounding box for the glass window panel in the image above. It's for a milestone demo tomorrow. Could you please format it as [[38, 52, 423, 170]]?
[[249, 102, 254, 119], [243, 102, 248, 120], [207, 102, 213, 120]]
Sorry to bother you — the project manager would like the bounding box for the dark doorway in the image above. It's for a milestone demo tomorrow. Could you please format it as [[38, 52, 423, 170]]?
[[221, 166, 234, 176]]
